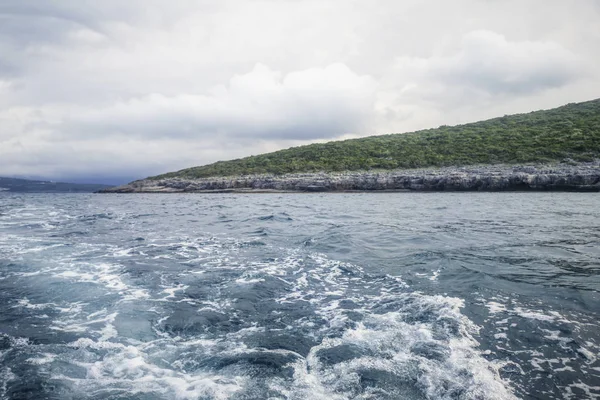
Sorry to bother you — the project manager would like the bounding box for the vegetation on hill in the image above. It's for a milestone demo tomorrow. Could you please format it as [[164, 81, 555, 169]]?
[[151, 99, 600, 180]]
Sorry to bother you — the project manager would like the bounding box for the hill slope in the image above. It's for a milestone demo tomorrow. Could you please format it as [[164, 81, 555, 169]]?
[[0, 177, 112, 193], [150, 98, 600, 180]]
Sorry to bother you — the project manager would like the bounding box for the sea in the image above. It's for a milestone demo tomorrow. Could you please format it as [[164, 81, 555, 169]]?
[[0, 193, 598, 400]]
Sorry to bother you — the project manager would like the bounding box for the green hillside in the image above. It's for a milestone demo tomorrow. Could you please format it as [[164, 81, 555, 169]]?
[[152, 98, 600, 180]]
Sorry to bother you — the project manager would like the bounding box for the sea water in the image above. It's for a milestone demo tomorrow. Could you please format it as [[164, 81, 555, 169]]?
[[0, 193, 598, 399]]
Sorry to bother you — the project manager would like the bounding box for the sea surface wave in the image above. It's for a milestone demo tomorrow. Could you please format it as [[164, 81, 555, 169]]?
[[0, 193, 598, 399]]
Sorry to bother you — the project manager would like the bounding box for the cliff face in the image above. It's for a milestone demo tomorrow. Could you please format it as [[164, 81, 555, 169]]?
[[99, 162, 600, 193]]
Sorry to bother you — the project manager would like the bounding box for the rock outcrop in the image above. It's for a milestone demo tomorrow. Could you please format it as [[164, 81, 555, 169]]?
[[99, 162, 600, 193]]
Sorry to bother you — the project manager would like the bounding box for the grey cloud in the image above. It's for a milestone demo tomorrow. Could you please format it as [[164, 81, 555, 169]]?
[[435, 31, 582, 95], [58, 64, 377, 141], [375, 29, 590, 130], [0, 2, 108, 49], [0, 55, 18, 78], [0, 62, 377, 181]]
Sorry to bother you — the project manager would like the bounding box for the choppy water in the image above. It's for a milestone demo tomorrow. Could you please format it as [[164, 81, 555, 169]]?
[[0, 193, 598, 400]]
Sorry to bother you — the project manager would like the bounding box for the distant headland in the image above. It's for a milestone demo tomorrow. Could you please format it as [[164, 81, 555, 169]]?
[[0, 177, 111, 193], [100, 99, 600, 193]]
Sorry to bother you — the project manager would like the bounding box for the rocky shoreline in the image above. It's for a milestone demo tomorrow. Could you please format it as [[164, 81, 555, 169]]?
[[99, 162, 600, 193]]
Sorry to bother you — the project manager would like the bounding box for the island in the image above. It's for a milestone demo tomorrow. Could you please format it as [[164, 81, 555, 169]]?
[[0, 177, 112, 193], [100, 98, 600, 193]]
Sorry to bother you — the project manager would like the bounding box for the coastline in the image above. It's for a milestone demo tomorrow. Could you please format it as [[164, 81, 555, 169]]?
[[99, 161, 600, 193]]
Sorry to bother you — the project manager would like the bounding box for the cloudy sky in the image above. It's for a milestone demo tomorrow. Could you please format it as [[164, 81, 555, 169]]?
[[1, 0, 599, 184]]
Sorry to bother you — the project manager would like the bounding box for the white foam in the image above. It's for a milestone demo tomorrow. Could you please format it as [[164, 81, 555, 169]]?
[[0, 366, 15, 400], [99, 313, 118, 341], [486, 301, 576, 327], [15, 298, 57, 310], [0, 230, 528, 399], [513, 307, 556, 322], [16, 271, 42, 277], [193, 249, 517, 398], [26, 353, 57, 365], [111, 248, 134, 257], [50, 307, 118, 337], [564, 382, 600, 399], [52, 261, 152, 302], [284, 293, 516, 400], [486, 301, 507, 314], [63, 338, 247, 400], [161, 284, 189, 300], [576, 347, 596, 363], [554, 365, 576, 372], [19, 244, 65, 254], [234, 277, 264, 285], [8, 337, 30, 347], [198, 299, 232, 312], [53, 262, 128, 291], [56, 270, 95, 280], [121, 288, 151, 301]]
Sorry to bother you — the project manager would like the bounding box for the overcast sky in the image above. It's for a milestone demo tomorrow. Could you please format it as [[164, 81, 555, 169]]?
[[1, 0, 599, 184]]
